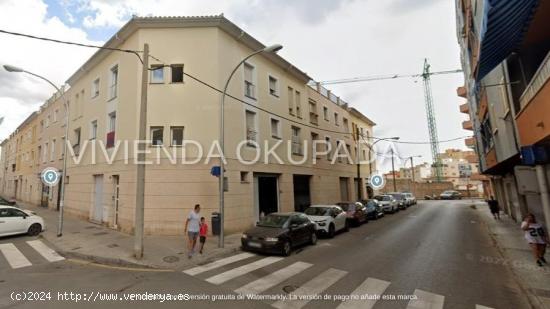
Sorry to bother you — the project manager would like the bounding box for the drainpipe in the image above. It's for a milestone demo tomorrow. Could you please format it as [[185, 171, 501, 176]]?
[[535, 165, 550, 230]]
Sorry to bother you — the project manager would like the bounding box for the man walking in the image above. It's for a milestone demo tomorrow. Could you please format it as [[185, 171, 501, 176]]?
[[184, 204, 201, 258], [487, 196, 500, 220]]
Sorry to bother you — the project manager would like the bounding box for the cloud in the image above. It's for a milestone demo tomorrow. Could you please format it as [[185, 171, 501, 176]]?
[[387, 0, 443, 13]]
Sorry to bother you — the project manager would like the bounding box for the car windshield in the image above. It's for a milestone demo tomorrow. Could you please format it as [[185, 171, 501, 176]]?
[[443, 191, 454, 194], [389, 194, 404, 200], [374, 195, 390, 201], [366, 200, 377, 207], [257, 214, 289, 228], [305, 207, 331, 216], [337, 203, 355, 212]]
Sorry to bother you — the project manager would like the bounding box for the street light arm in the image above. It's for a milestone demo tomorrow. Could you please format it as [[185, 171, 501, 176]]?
[[22, 70, 62, 94], [221, 49, 264, 94]]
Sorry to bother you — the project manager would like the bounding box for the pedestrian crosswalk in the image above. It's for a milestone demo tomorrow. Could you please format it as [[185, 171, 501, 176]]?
[[0, 240, 64, 269], [183, 253, 496, 309]]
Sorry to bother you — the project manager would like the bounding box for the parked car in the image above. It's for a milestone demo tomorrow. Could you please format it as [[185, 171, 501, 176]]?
[[241, 212, 317, 256], [0, 205, 45, 237], [304, 205, 348, 238], [440, 190, 462, 200], [402, 192, 417, 205], [387, 192, 407, 210], [361, 199, 384, 220], [336, 202, 368, 226], [373, 195, 398, 213]]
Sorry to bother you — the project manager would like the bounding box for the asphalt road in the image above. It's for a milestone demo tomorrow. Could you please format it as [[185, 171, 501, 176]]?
[[0, 200, 532, 309]]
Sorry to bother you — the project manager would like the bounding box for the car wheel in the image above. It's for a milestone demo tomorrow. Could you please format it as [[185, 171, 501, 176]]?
[[328, 224, 335, 238], [27, 223, 42, 236], [282, 240, 292, 256], [310, 232, 317, 245]]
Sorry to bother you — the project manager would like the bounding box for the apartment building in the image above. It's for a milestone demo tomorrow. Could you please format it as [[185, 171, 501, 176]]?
[[455, 0, 550, 225], [0, 15, 376, 235]]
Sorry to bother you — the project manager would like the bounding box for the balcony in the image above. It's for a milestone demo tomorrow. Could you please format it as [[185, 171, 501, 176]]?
[[462, 120, 473, 131], [457, 86, 467, 98], [459, 102, 469, 114], [246, 128, 257, 147], [516, 51, 550, 146], [465, 137, 475, 148]]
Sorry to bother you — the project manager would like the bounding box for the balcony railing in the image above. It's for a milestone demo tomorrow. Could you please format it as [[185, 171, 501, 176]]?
[[462, 120, 473, 131], [459, 102, 470, 114], [520, 50, 550, 110], [244, 81, 256, 99], [309, 112, 318, 125], [291, 141, 302, 155], [465, 137, 475, 148], [457, 86, 467, 98], [246, 128, 257, 147]]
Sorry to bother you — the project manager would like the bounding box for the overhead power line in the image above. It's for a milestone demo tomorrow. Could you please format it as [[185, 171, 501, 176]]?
[[0, 28, 468, 146]]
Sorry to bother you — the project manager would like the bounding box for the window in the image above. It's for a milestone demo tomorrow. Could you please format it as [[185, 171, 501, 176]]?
[[107, 112, 116, 148], [268, 76, 279, 97], [50, 139, 56, 161], [244, 63, 255, 99], [150, 65, 164, 83], [73, 128, 81, 147], [43, 142, 48, 163], [311, 132, 320, 158], [291, 126, 302, 155], [323, 106, 329, 121], [295, 91, 302, 118], [288, 87, 295, 115], [271, 118, 281, 139], [37, 146, 41, 164], [90, 120, 98, 140], [109, 65, 118, 100], [54, 109, 58, 122], [170, 126, 184, 146], [325, 137, 332, 160], [309, 99, 318, 125], [245, 110, 257, 147], [40, 120, 44, 132], [343, 118, 349, 132], [45, 115, 50, 128], [171, 64, 184, 83], [150, 127, 164, 146], [240, 171, 249, 183], [92, 78, 100, 98], [334, 113, 339, 126]]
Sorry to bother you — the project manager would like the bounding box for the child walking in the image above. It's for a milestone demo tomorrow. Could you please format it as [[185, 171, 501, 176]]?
[[199, 217, 208, 254]]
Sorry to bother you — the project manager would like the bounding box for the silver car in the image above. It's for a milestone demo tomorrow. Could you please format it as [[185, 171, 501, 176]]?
[[373, 195, 398, 213]]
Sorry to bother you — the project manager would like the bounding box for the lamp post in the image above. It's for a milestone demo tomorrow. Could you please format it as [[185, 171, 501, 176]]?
[[218, 44, 283, 248], [366, 136, 400, 176], [404, 155, 422, 194], [4, 64, 69, 237]]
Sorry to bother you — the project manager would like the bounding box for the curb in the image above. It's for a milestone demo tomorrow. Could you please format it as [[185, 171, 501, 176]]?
[[477, 210, 548, 309]]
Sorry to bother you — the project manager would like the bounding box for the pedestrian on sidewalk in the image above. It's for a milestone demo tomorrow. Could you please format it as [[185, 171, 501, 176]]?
[[199, 217, 208, 254], [521, 213, 549, 267], [184, 204, 201, 259], [487, 196, 500, 220]]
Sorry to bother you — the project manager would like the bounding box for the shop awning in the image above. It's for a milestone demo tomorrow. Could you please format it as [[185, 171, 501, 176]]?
[[477, 0, 539, 79]]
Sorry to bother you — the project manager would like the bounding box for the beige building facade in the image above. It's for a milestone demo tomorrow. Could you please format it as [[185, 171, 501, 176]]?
[[0, 16, 376, 235]]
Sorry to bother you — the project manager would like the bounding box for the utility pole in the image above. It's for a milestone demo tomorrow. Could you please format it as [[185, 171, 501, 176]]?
[[134, 43, 149, 259], [391, 149, 397, 192], [356, 126, 361, 201]]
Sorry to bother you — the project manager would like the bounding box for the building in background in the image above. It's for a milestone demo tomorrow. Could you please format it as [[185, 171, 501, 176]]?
[[455, 0, 550, 226], [0, 15, 376, 235]]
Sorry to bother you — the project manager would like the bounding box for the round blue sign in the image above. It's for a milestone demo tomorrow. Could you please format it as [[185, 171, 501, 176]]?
[[41, 167, 60, 186], [370, 173, 385, 190]]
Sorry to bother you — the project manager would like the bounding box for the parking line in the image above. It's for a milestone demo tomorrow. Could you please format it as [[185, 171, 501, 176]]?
[[272, 268, 347, 309], [183, 252, 255, 276], [205, 256, 284, 285], [234, 261, 313, 295], [26, 240, 65, 262], [0, 243, 32, 269], [336, 277, 390, 309], [406, 289, 444, 309]]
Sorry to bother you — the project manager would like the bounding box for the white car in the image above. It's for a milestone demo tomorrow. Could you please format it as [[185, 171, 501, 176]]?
[[373, 195, 399, 213], [0, 206, 45, 237], [304, 205, 348, 238], [403, 192, 417, 205]]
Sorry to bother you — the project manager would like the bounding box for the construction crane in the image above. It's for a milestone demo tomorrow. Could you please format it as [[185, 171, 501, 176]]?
[[320, 60, 462, 182]]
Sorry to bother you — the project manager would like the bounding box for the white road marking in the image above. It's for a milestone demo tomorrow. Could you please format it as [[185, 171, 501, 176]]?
[[235, 261, 313, 295], [26, 240, 64, 262], [0, 243, 32, 269], [205, 256, 284, 285], [183, 252, 255, 276], [475, 305, 494, 309], [272, 268, 347, 309], [336, 277, 391, 309], [406, 289, 444, 309]]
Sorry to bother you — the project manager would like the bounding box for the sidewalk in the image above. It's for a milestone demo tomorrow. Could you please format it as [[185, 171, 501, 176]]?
[[473, 200, 550, 309], [18, 202, 243, 270]]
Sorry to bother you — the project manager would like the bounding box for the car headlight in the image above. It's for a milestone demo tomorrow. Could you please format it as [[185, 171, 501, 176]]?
[[241, 234, 248, 239], [265, 237, 278, 242]]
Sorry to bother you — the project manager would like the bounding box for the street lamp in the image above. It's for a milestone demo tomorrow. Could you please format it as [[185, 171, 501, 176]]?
[[3, 64, 69, 237], [218, 44, 283, 248], [366, 136, 400, 175]]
